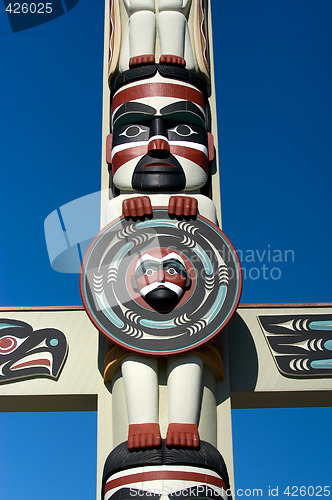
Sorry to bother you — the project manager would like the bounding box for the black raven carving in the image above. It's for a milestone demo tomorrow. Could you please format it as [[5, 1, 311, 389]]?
[[0, 318, 68, 383]]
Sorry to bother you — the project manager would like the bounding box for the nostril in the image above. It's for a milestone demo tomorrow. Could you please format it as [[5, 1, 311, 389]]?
[[149, 149, 170, 159]]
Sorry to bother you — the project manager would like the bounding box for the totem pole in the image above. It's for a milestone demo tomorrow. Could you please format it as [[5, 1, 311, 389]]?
[[80, 1, 242, 497]]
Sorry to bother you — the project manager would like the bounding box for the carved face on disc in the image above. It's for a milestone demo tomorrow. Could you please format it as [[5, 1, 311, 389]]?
[[80, 210, 242, 356], [133, 248, 191, 311], [109, 72, 214, 192]]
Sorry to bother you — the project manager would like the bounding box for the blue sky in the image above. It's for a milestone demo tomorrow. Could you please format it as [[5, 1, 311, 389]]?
[[0, 0, 331, 499]]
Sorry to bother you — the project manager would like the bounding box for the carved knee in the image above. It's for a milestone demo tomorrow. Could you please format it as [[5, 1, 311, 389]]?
[[158, 0, 192, 16], [122, 0, 155, 15]]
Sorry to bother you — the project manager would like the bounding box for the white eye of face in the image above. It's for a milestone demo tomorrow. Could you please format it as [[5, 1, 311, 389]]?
[[144, 269, 155, 277], [169, 125, 198, 137], [167, 268, 178, 275], [119, 125, 146, 138]]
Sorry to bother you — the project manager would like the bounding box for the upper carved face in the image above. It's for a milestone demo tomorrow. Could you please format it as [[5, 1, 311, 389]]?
[[109, 73, 214, 193]]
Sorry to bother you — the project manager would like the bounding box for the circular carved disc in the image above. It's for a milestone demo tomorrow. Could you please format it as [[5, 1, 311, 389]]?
[[80, 209, 242, 356]]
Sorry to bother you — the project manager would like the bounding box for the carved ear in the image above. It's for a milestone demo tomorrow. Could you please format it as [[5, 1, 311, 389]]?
[[132, 274, 138, 292], [106, 133, 113, 165], [208, 132, 215, 162]]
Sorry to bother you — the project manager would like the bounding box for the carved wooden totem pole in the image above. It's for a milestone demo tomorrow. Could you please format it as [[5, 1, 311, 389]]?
[[80, 1, 242, 498]]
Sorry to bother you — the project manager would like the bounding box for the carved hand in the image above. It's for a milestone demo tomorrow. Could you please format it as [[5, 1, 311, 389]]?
[[122, 196, 153, 218]]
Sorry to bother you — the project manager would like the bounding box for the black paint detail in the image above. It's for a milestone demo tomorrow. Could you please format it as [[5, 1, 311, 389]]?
[[110, 65, 209, 101], [161, 102, 206, 127], [144, 287, 180, 312], [258, 314, 332, 378], [113, 103, 156, 129], [132, 169, 186, 192], [0, 318, 68, 383], [102, 440, 231, 500], [132, 155, 186, 192]]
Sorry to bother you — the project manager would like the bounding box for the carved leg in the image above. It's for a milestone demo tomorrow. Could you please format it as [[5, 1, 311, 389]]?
[[121, 355, 161, 449], [158, 0, 193, 65], [122, 0, 156, 66], [166, 353, 203, 448]]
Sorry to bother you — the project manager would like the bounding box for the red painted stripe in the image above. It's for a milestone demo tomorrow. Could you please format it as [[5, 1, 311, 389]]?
[[112, 145, 148, 173], [112, 146, 208, 174], [11, 359, 51, 370], [105, 470, 226, 494], [112, 83, 205, 112], [171, 146, 208, 172]]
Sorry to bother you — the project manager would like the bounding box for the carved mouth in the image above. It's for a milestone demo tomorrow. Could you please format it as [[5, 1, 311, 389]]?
[[133, 157, 186, 192], [141, 162, 177, 168], [10, 352, 53, 373]]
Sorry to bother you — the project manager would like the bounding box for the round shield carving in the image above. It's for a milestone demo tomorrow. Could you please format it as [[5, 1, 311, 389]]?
[[80, 209, 242, 356]]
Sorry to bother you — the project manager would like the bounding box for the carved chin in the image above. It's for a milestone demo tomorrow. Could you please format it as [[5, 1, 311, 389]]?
[[144, 287, 180, 311], [132, 164, 186, 192]]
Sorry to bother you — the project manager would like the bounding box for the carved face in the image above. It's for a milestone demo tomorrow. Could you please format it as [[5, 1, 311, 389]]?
[[109, 73, 214, 192], [104, 464, 228, 500], [133, 249, 191, 310]]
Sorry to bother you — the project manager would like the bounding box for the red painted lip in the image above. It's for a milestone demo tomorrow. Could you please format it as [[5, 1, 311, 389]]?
[[142, 163, 176, 168]]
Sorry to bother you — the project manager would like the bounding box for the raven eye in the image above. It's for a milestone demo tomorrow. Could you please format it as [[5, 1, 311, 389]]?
[[170, 125, 198, 137], [120, 126, 146, 138], [0, 335, 27, 355]]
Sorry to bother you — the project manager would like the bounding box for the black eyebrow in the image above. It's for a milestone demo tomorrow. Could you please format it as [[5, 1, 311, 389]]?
[[163, 259, 186, 270], [135, 261, 160, 276], [113, 102, 157, 128], [160, 102, 206, 126]]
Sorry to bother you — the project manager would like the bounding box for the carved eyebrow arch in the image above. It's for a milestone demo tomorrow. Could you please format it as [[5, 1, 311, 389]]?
[[113, 102, 156, 128], [160, 102, 206, 126]]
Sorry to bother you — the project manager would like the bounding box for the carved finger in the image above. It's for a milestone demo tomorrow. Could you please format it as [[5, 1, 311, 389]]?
[[186, 433, 193, 447], [168, 196, 177, 215], [192, 432, 199, 448], [140, 434, 146, 448], [133, 434, 140, 449], [179, 432, 186, 447], [142, 196, 153, 215], [190, 197, 198, 216], [122, 199, 131, 218], [153, 433, 161, 447], [183, 197, 197, 217], [146, 432, 153, 448], [172, 432, 180, 446], [174, 196, 184, 216], [128, 435, 134, 450]]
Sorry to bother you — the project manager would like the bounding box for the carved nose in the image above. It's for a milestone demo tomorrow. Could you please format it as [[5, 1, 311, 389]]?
[[148, 137, 170, 153], [158, 269, 166, 281]]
